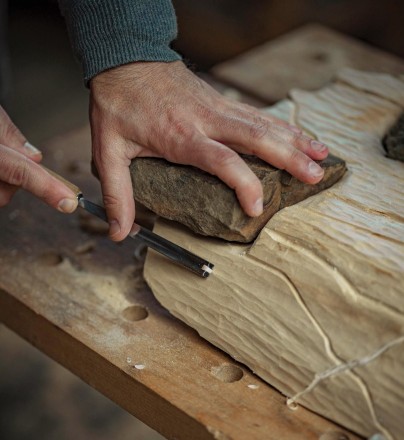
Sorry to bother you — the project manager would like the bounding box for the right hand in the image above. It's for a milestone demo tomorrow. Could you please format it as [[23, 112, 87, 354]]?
[[0, 106, 78, 212], [90, 61, 328, 241]]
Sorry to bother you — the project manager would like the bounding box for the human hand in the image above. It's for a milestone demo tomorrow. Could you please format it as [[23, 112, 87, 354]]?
[[0, 106, 78, 212], [90, 61, 328, 241]]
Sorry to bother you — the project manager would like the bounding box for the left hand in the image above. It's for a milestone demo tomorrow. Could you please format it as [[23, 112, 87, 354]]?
[[0, 106, 78, 213]]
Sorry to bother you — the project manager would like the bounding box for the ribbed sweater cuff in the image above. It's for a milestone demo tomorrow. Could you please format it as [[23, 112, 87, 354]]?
[[59, 0, 182, 85]]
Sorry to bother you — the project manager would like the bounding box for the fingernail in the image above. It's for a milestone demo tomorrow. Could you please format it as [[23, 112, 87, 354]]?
[[58, 198, 77, 213], [23, 141, 41, 156], [308, 161, 324, 177], [289, 125, 302, 134], [251, 198, 263, 217], [310, 140, 326, 151], [109, 219, 121, 237]]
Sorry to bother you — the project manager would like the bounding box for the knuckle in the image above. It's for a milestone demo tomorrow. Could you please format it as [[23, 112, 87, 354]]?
[[287, 148, 303, 166], [6, 159, 30, 187], [249, 120, 269, 140], [102, 193, 121, 209], [172, 119, 193, 139], [195, 103, 214, 120], [296, 134, 311, 147], [286, 132, 299, 145], [165, 124, 199, 162]]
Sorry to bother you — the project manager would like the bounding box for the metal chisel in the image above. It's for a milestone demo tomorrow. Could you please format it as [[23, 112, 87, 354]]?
[[44, 167, 214, 278]]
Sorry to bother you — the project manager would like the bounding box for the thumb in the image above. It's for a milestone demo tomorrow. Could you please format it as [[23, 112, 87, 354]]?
[[93, 144, 135, 241]]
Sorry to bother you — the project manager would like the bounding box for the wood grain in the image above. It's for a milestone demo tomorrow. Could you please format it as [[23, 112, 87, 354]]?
[[145, 70, 404, 439], [0, 125, 358, 440], [213, 24, 404, 103]]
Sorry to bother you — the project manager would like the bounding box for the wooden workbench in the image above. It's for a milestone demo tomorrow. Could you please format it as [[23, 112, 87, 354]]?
[[1, 25, 403, 440]]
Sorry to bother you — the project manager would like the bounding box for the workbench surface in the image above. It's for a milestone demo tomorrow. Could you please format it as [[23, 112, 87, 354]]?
[[2, 24, 403, 440]]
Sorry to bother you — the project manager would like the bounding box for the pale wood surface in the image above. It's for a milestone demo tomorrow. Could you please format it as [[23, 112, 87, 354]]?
[[212, 24, 404, 103], [145, 70, 404, 440], [0, 126, 359, 440]]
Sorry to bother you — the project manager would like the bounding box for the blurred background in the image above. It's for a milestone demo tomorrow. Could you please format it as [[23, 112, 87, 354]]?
[[2, 0, 404, 142], [1, 0, 403, 439]]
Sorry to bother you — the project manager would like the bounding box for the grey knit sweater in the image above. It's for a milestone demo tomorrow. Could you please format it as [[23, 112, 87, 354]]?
[[58, 0, 181, 84]]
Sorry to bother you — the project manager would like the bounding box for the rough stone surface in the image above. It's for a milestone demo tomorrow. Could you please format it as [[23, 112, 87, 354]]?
[[129, 154, 346, 242], [383, 112, 404, 161]]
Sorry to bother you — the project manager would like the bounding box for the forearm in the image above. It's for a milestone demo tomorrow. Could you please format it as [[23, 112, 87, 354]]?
[[58, 0, 181, 84]]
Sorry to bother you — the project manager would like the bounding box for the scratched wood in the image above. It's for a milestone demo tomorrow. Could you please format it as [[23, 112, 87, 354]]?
[[0, 125, 359, 439], [213, 23, 404, 103]]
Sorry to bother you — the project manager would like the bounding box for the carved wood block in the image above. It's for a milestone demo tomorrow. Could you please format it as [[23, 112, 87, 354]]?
[[145, 69, 404, 440]]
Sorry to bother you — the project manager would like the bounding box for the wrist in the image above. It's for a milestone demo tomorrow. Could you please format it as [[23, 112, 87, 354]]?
[[90, 60, 185, 92]]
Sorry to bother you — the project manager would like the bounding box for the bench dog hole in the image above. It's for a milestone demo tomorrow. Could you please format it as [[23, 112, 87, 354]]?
[[38, 252, 64, 266], [211, 363, 243, 383], [122, 305, 148, 322], [319, 432, 350, 440], [311, 51, 329, 63]]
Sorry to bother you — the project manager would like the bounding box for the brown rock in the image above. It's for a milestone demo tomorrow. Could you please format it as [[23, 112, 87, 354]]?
[[129, 154, 346, 243], [383, 112, 404, 162]]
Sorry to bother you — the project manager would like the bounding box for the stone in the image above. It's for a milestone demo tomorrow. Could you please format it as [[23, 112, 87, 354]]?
[[383, 112, 404, 161], [129, 154, 346, 243]]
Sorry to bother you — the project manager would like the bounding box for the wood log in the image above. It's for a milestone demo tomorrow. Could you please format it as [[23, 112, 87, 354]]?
[[144, 69, 404, 440]]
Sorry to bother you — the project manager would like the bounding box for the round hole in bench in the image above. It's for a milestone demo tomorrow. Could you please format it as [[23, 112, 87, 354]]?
[[319, 432, 350, 440], [311, 52, 329, 63], [211, 363, 243, 383], [122, 305, 148, 322], [38, 252, 63, 266]]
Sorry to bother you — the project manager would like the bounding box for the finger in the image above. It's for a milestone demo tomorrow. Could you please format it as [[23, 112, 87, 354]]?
[[210, 111, 328, 162], [0, 144, 78, 212], [254, 119, 328, 161], [4, 140, 42, 162], [93, 139, 135, 241], [213, 99, 328, 160], [227, 101, 301, 134], [170, 134, 264, 217], [0, 181, 18, 208], [228, 128, 328, 162], [20, 141, 43, 162], [207, 117, 325, 184]]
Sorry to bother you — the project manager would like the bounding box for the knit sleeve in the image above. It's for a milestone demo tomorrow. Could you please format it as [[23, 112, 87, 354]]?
[[58, 0, 182, 85]]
